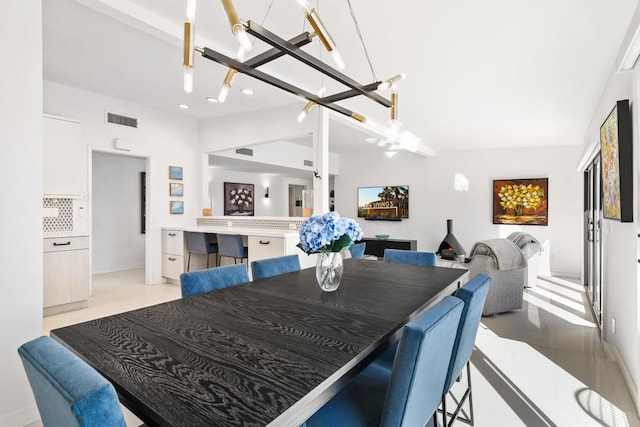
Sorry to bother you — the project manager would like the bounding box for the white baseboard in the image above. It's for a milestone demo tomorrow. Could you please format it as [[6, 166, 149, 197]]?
[[0, 404, 39, 427], [93, 265, 144, 275], [603, 341, 639, 415]]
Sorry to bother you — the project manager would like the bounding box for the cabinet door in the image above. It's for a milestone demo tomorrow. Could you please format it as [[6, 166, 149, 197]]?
[[43, 116, 86, 195], [248, 236, 285, 264], [43, 249, 90, 307]]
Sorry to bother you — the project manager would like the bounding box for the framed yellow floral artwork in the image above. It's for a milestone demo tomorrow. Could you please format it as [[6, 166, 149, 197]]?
[[493, 178, 548, 226]]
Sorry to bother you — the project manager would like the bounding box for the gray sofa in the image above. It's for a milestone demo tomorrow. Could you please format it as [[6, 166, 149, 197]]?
[[468, 239, 527, 316], [507, 232, 542, 287]]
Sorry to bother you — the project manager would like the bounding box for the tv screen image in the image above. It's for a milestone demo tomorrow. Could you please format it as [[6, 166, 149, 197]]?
[[357, 186, 409, 220]]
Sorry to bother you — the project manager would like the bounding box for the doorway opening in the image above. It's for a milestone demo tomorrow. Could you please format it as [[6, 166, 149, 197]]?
[[91, 150, 150, 288]]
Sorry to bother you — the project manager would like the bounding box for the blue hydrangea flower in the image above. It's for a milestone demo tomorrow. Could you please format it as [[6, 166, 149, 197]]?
[[297, 212, 363, 254]]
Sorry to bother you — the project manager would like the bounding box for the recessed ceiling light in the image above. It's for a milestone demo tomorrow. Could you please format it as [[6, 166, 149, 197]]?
[[241, 89, 254, 95], [178, 104, 190, 109], [206, 97, 218, 103]]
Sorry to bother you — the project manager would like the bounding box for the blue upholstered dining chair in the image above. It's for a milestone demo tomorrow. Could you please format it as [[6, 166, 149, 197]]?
[[304, 295, 464, 427], [18, 336, 127, 427], [180, 263, 249, 298], [216, 233, 248, 264], [383, 248, 436, 266], [251, 254, 301, 281], [441, 273, 492, 427], [185, 231, 218, 271], [348, 242, 366, 259]]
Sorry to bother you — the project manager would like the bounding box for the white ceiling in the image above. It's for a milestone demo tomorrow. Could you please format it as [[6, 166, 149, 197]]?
[[43, 0, 639, 154]]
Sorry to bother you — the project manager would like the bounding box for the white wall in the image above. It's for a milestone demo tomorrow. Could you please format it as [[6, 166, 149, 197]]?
[[580, 59, 640, 400], [199, 104, 315, 153], [208, 167, 313, 217], [44, 81, 199, 284], [335, 145, 583, 277], [0, 2, 44, 425], [92, 152, 146, 274]]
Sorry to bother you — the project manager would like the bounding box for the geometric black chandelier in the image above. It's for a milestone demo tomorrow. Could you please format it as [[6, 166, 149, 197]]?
[[183, 0, 405, 125]]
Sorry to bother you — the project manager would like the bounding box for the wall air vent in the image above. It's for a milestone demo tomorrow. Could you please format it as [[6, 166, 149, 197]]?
[[304, 160, 313, 167], [106, 112, 138, 128], [235, 148, 254, 156]]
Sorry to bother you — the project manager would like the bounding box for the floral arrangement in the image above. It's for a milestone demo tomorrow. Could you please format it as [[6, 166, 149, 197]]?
[[297, 212, 363, 254], [229, 187, 253, 211], [498, 183, 544, 216]]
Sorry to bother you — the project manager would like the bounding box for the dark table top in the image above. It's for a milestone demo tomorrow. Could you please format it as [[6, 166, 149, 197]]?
[[52, 259, 467, 427]]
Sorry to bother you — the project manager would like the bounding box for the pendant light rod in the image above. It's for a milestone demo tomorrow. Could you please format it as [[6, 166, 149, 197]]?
[[201, 47, 360, 119], [321, 82, 380, 104], [244, 32, 313, 68], [244, 20, 391, 108]]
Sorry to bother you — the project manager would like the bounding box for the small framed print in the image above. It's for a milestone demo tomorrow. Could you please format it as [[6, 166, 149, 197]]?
[[169, 166, 183, 180], [169, 183, 184, 197], [170, 200, 184, 215]]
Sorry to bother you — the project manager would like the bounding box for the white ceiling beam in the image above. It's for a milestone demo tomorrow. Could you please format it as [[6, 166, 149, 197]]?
[[72, 0, 219, 50]]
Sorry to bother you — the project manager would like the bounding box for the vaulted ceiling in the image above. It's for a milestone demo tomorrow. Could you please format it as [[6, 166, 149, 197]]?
[[43, 0, 639, 153]]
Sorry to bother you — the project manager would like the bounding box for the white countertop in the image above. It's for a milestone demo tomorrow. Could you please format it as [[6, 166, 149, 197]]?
[[43, 232, 90, 239], [163, 225, 299, 238]]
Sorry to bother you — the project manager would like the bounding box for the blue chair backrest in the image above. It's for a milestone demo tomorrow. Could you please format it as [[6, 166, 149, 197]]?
[[185, 232, 212, 253], [18, 336, 126, 427], [348, 242, 366, 259], [217, 234, 246, 258], [444, 274, 492, 392], [180, 263, 249, 297], [380, 296, 464, 427], [383, 249, 436, 266], [251, 255, 301, 280]]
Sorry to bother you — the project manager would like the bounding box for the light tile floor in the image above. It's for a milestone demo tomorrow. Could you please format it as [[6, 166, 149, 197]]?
[[36, 270, 639, 427]]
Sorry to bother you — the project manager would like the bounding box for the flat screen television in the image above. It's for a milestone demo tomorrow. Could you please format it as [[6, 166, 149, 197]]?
[[600, 99, 633, 222], [357, 185, 409, 220]]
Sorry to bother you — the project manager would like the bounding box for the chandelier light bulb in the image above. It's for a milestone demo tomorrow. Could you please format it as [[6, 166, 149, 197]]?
[[330, 49, 345, 70], [297, 110, 309, 123], [218, 84, 230, 103], [235, 28, 252, 52], [236, 45, 250, 62], [297, 101, 316, 122], [183, 67, 193, 93], [377, 73, 406, 91], [186, 0, 197, 22], [296, 0, 312, 14]]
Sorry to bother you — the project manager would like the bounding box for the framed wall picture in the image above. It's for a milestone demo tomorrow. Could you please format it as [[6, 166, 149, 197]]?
[[493, 178, 548, 226], [600, 100, 633, 222], [169, 166, 183, 180], [224, 182, 254, 216], [169, 183, 184, 197], [170, 200, 184, 215], [140, 172, 146, 234]]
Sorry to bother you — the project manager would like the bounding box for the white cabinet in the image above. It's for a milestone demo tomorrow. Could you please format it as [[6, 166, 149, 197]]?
[[43, 236, 90, 315], [43, 114, 86, 196], [248, 236, 285, 264], [162, 230, 184, 283]]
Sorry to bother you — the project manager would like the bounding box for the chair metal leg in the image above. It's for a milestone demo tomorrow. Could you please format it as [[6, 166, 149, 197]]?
[[206, 254, 210, 269], [442, 361, 474, 427], [187, 253, 192, 272]]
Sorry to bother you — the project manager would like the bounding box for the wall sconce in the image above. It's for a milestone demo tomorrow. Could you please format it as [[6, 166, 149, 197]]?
[[264, 186, 269, 198]]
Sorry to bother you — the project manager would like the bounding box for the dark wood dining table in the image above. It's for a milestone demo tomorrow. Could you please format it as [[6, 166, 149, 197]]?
[[51, 258, 468, 427]]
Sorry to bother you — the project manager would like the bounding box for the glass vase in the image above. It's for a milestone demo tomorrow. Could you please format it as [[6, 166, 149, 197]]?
[[316, 252, 343, 292]]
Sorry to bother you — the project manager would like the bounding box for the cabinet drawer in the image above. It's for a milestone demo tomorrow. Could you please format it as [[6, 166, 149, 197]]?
[[43, 236, 89, 252], [162, 254, 185, 281], [162, 230, 184, 256], [248, 236, 285, 262]]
